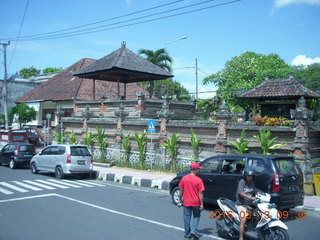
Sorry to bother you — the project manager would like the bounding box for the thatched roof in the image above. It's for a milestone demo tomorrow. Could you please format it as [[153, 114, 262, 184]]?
[[16, 58, 148, 103], [240, 76, 320, 100], [72, 42, 174, 83]]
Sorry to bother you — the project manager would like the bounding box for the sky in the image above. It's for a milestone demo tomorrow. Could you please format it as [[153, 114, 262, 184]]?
[[0, 0, 319, 99]]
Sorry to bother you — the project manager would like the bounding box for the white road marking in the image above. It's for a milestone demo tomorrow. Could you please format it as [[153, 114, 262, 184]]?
[[35, 180, 69, 189], [46, 179, 82, 188], [76, 180, 105, 186], [23, 180, 56, 190], [61, 179, 94, 187], [11, 181, 43, 191], [0, 193, 222, 239], [0, 186, 14, 195], [0, 182, 29, 193]]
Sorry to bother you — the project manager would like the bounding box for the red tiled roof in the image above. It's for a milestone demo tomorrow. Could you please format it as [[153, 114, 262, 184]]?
[[16, 58, 148, 103]]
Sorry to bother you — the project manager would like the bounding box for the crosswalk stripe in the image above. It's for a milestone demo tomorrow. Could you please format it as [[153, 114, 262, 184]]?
[[0, 182, 29, 193], [46, 179, 82, 188], [23, 180, 56, 190], [12, 181, 43, 191], [0, 186, 14, 195], [76, 180, 105, 186], [35, 180, 69, 189], [61, 179, 94, 187]]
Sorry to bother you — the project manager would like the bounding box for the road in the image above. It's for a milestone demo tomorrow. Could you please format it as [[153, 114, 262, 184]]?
[[0, 166, 319, 240]]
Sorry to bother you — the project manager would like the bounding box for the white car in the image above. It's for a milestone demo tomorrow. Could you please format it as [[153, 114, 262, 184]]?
[[31, 144, 93, 179]]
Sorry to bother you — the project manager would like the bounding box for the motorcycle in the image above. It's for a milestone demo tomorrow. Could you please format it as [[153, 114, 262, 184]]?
[[215, 193, 290, 240]]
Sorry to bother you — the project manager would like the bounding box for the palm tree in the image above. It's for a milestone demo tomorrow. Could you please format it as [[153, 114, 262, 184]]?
[[138, 48, 174, 98]]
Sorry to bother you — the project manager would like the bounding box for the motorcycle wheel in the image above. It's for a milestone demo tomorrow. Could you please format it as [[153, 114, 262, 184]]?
[[263, 227, 290, 240], [216, 218, 231, 239]]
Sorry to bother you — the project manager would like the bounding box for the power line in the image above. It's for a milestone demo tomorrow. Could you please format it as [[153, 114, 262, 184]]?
[[4, 0, 241, 42]]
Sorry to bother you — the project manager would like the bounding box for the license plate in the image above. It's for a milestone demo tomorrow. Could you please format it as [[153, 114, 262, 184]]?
[[77, 160, 86, 165], [24, 154, 32, 157], [288, 185, 300, 191]]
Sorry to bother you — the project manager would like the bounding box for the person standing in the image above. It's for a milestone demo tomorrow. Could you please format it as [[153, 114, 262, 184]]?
[[179, 162, 205, 239]]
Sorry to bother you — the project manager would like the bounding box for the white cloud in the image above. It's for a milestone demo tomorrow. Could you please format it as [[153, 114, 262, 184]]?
[[291, 55, 320, 65], [274, 0, 320, 8]]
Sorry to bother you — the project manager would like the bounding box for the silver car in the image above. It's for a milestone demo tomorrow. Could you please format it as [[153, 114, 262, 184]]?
[[31, 144, 93, 179]]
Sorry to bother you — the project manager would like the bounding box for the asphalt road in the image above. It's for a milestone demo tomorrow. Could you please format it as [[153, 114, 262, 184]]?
[[0, 166, 319, 240]]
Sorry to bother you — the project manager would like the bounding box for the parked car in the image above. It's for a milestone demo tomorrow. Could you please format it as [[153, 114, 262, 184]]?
[[0, 142, 36, 169], [23, 126, 40, 144], [30, 144, 93, 179], [169, 154, 304, 210]]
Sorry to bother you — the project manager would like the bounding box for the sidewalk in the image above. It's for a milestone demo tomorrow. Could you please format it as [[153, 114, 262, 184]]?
[[93, 164, 320, 212]]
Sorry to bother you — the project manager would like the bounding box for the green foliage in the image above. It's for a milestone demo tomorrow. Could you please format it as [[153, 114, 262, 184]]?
[[19, 66, 41, 79], [252, 116, 293, 127], [42, 67, 63, 74], [67, 130, 77, 144], [196, 97, 219, 119], [133, 130, 148, 166], [161, 133, 180, 171], [53, 130, 64, 144], [95, 126, 108, 157], [202, 52, 292, 115], [253, 128, 286, 155], [84, 132, 95, 149], [190, 129, 200, 161], [227, 129, 249, 154], [0, 114, 4, 125], [138, 48, 173, 72], [8, 104, 36, 125], [121, 134, 131, 163], [293, 63, 320, 91]]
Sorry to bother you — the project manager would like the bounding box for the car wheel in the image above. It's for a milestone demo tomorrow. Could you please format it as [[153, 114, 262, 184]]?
[[171, 186, 181, 205], [9, 159, 17, 169], [55, 166, 65, 179], [31, 163, 39, 174]]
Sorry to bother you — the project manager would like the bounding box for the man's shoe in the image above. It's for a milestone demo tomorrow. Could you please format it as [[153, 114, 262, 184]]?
[[190, 232, 200, 239]]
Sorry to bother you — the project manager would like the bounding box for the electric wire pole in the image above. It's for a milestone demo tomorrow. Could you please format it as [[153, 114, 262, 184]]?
[[1, 41, 10, 129]]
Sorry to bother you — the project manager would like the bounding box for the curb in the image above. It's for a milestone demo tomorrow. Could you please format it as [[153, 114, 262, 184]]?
[[295, 206, 320, 212], [95, 170, 170, 191]]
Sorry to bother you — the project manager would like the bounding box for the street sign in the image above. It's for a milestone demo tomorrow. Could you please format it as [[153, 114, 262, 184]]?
[[46, 113, 52, 119], [147, 120, 156, 133]]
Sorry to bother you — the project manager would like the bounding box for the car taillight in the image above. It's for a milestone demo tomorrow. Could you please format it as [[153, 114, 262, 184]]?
[[272, 173, 280, 192], [67, 154, 71, 164], [14, 146, 19, 156]]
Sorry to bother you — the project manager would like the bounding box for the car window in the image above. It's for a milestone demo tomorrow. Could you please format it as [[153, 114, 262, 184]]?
[[58, 146, 66, 155], [200, 158, 220, 173], [247, 158, 265, 173], [8, 145, 16, 151], [2, 145, 10, 151], [19, 145, 34, 152], [273, 159, 299, 175], [42, 147, 52, 155], [71, 147, 91, 156], [50, 146, 60, 155]]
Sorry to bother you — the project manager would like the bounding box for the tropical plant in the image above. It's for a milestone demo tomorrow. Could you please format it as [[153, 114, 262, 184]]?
[[8, 103, 36, 125], [121, 134, 131, 163], [138, 48, 173, 72], [162, 133, 180, 171], [42, 67, 63, 73], [67, 130, 77, 144], [95, 126, 108, 158], [190, 129, 201, 161], [253, 128, 286, 155], [133, 130, 148, 166], [84, 132, 95, 150], [227, 129, 250, 154], [19, 66, 41, 79], [53, 130, 64, 144]]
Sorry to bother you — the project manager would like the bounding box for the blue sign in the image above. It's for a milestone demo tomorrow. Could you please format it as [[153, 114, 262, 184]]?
[[147, 120, 156, 133]]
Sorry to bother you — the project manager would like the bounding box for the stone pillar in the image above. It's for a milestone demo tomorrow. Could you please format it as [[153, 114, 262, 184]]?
[[214, 101, 232, 153], [81, 105, 92, 134], [290, 96, 314, 180], [114, 103, 128, 142], [135, 93, 145, 117], [54, 106, 65, 136], [100, 95, 108, 113], [157, 95, 174, 145], [72, 96, 78, 114]]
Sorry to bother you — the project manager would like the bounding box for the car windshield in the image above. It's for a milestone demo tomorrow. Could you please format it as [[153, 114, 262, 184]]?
[[19, 145, 34, 152], [273, 159, 299, 175], [70, 147, 91, 156]]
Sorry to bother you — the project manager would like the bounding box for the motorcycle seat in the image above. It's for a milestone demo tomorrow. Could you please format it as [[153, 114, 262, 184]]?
[[219, 198, 238, 213]]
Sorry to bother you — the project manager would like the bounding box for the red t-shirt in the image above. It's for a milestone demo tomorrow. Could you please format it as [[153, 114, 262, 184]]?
[[179, 174, 205, 207]]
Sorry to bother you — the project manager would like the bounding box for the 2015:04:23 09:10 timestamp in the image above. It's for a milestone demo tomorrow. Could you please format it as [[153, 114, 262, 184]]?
[[208, 210, 308, 220]]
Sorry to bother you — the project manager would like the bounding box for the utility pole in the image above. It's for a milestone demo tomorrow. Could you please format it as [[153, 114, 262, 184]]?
[[1, 41, 10, 129], [195, 58, 198, 100]]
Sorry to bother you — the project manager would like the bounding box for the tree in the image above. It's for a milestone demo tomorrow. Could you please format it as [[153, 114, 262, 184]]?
[[203, 52, 292, 117], [8, 104, 36, 125], [19, 66, 41, 79], [292, 63, 320, 91], [43, 67, 63, 74], [138, 48, 190, 98]]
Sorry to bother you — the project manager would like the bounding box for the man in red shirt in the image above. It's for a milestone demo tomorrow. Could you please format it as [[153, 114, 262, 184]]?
[[179, 162, 205, 239]]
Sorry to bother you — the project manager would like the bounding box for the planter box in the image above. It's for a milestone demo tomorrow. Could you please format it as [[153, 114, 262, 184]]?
[[304, 182, 315, 196]]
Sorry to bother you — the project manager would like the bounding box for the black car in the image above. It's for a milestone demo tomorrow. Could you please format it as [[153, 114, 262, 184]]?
[[169, 154, 304, 210], [0, 143, 36, 169]]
